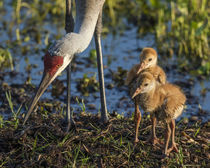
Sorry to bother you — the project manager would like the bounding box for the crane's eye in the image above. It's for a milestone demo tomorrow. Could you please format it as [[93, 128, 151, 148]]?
[[144, 83, 148, 86], [148, 58, 152, 61], [56, 64, 61, 68]]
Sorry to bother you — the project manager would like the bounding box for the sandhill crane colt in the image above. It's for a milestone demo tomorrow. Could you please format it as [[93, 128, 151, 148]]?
[[132, 72, 186, 156], [126, 48, 167, 144]]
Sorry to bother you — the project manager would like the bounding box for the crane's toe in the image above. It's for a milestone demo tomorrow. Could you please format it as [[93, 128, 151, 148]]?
[[100, 115, 109, 124], [62, 118, 76, 132]]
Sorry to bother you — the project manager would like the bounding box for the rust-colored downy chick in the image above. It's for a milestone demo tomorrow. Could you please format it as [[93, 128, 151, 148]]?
[[125, 48, 166, 86], [126, 48, 166, 144], [132, 72, 186, 156], [138, 48, 166, 85]]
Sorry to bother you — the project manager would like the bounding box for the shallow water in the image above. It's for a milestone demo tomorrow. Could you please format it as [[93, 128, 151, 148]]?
[[1, 27, 210, 121]]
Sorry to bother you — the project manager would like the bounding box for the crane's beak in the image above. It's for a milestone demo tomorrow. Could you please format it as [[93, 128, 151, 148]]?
[[23, 72, 54, 125], [132, 88, 142, 99], [137, 62, 145, 74]]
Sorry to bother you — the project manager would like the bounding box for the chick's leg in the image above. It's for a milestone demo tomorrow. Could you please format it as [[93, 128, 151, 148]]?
[[167, 119, 179, 153], [164, 122, 171, 156], [148, 115, 162, 145], [134, 99, 141, 143]]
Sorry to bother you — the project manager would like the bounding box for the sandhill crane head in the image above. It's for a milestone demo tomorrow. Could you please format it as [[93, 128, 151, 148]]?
[[23, 52, 70, 124], [137, 48, 158, 74], [44, 52, 64, 76], [132, 72, 156, 99]]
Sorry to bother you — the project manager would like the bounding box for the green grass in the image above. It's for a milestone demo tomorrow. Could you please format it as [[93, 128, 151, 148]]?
[[0, 111, 209, 167], [5, 91, 22, 129], [76, 97, 86, 113]]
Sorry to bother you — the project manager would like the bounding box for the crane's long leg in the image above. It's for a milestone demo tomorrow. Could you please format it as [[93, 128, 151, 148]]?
[[94, 10, 109, 123], [65, 0, 75, 131], [66, 64, 76, 131]]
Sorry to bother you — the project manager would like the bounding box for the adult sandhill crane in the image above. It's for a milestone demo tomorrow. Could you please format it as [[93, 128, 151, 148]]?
[[23, 0, 109, 130]]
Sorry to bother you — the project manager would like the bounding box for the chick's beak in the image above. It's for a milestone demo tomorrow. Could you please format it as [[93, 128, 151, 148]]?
[[132, 87, 142, 99], [23, 72, 54, 125], [137, 62, 145, 74]]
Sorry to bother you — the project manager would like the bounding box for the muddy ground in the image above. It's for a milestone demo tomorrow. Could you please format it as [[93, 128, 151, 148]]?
[[0, 108, 209, 167]]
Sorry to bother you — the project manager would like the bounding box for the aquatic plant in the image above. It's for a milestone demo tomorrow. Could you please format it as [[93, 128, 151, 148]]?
[[76, 97, 86, 113], [88, 49, 97, 67], [155, 0, 209, 75], [76, 73, 99, 96], [0, 48, 13, 71]]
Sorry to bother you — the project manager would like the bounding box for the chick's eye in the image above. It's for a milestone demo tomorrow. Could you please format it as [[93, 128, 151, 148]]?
[[144, 83, 148, 86], [148, 58, 152, 61]]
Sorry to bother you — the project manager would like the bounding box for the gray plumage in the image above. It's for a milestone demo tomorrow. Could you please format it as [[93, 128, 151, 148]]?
[[48, 0, 105, 58]]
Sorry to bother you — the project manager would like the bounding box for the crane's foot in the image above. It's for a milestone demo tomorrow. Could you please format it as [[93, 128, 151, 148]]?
[[100, 114, 109, 124], [147, 136, 163, 146]]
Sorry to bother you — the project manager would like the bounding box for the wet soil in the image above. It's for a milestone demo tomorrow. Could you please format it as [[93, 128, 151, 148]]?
[[0, 112, 209, 167]]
